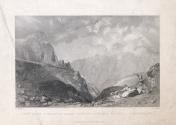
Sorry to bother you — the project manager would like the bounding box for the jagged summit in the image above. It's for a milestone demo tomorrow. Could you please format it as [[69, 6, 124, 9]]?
[[15, 33, 93, 107], [16, 32, 59, 66]]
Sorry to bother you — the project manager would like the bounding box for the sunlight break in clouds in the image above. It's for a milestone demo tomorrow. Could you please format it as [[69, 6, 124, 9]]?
[[15, 16, 159, 62]]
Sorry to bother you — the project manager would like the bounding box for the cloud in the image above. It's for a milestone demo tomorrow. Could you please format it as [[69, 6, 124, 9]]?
[[54, 17, 159, 61], [54, 37, 107, 61], [16, 16, 41, 25], [15, 16, 42, 38], [16, 16, 159, 61]]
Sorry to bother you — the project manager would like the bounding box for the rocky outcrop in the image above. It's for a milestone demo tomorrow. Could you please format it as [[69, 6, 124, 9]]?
[[16, 33, 93, 107], [96, 63, 160, 103], [16, 32, 59, 66], [147, 63, 160, 92], [96, 86, 124, 100], [86, 83, 100, 99], [16, 59, 93, 107]]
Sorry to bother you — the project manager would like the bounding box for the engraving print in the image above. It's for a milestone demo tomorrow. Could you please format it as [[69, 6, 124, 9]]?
[[15, 16, 160, 107]]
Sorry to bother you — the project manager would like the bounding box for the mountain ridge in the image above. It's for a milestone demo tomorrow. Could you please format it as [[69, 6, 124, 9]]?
[[16, 32, 94, 107], [72, 53, 159, 91]]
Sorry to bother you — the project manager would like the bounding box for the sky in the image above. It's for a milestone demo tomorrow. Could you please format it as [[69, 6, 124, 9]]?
[[15, 16, 159, 61]]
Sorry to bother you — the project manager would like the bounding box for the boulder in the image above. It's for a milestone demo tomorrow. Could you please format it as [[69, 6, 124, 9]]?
[[42, 102, 48, 106], [40, 96, 48, 103], [128, 89, 139, 97], [137, 86, 143, 94], [73, 71, 80, 81], [121, 89, 139, 98], [18, 97, 26, 103], [25, 101, 30, 106]]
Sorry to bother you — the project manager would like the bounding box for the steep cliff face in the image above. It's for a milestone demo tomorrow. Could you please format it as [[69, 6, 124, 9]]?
[[16, 32, 59, 66], [147, 63, 160, 93], [16, 33, 93, 107], [16, 60, 93, 106], [16, 60, 88, 105], [86, 83, 100, 99]]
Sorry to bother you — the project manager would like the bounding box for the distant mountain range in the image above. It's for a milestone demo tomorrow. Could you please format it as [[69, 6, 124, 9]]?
[[72, 52, 159, 91]]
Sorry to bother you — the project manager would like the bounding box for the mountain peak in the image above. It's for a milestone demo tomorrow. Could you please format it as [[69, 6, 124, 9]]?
[[26, 32, 47, 42], [16, 32, 59, 66]]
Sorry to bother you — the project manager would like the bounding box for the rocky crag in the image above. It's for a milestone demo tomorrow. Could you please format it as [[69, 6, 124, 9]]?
[[94, 63, 160, 107], [16, 32, 93, 107]]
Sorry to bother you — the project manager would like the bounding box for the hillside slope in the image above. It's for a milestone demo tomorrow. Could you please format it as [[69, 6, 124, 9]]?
[[72, 54, 159, 91], [16, 33, 93, 107], [94, 63, 160, 107]]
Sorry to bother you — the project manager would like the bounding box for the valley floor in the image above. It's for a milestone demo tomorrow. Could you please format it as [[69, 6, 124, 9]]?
[[92, 94, 159, 107], [17, 93, 159, 107]]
